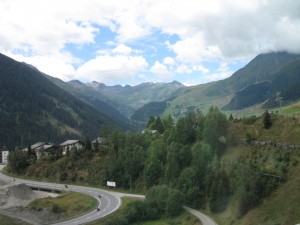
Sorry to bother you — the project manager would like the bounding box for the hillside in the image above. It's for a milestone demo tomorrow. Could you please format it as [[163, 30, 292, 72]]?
[[46, 77, 131, 125], [0, 53, 129, 149], [131, 101, 167, 123], [209, 114, 300, 225], [207, 51, 300, 96], [165, 52, 300, 117], [224, 56, 300, 110]]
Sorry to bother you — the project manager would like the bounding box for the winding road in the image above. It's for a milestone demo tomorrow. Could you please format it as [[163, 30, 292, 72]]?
[[184, 206, 218, 225], [0, 172, 218, 225], [0, 172, 121, 225]]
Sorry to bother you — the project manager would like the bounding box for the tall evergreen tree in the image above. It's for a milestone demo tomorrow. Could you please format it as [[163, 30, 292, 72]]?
[[203, 106, 228, 154], [263, 110, 272, 129], [162, 114, 174, 131], [146, 116, 156, 129], [153, 116, 164, 134]]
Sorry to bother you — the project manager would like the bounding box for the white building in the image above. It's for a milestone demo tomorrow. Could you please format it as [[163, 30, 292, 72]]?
[[60, 140, 83, 155], [1, 151, 9, 164]]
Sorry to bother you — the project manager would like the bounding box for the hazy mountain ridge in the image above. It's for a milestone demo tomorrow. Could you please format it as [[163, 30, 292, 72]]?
[[68, 80, 185, 118], [48, 78, 130, 124]]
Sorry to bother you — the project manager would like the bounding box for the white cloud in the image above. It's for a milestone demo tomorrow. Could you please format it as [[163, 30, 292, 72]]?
[[146, 0, 300, 60], [150, 61, 173, 79], [112, 44, 132, 55], [202, 63, 233, 83], [183, 62, 233, 86], [176, 64, 193, 74], [76, 55, 148, 83], [0, 0, 98, 55], [192, 65, 209, 74], [1, 0, 300, 85], [166, 33, 222, 63], [163, 57, 175, 65], [4, 51, 77, 81]]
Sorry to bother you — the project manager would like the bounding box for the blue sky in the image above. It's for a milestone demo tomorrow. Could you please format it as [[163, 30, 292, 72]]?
[[1, 0, 300, 86]]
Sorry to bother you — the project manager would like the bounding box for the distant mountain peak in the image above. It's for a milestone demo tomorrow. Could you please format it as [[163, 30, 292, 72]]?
[[69, 80, 83, 85], [170, 80, 185, 87], [89, 80, 102, 88]]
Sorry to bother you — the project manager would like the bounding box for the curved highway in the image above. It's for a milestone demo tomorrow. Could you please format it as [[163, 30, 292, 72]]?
[[0, 172, 218, 225], [0, 172, 121, 225]]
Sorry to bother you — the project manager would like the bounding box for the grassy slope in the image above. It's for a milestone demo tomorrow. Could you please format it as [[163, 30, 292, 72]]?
[[28, 192, 97, 220], [230, 114, 300, 144], [282, 100, 300, 115], [0, 215, 30, 225], [164, 82, 234, 118], [237, 163, 300, 225], [210, 115, 300, 225]]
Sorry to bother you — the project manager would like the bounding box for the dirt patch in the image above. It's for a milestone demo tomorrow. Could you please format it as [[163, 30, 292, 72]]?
[[0, 182, 60, 225]]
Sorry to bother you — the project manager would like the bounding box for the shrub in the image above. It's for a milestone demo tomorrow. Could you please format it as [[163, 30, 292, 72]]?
[[165, 189, 185, 217], [59, 171, 67, 181], [242, 115, 257, 125], [245, 132, 255, 144], [104, 216, 128, 225], [52, 204, 63, 213]]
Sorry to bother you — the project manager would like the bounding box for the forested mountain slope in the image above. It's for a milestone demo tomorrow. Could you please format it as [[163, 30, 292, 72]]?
[[0, 53, 128, 149], [46, 77, 131, 126]]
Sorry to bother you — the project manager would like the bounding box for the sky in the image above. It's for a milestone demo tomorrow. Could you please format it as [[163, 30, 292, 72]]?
[[1, 0, 300, 86]]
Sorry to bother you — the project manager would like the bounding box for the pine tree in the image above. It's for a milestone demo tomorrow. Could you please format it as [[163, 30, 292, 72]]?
[[263, 110, 272, 129], [153, 116, 164, 133], [146, 116, 155, 129]]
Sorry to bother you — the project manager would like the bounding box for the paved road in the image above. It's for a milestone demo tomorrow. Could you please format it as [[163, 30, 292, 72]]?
[[0, 172, 218, 225], [0, 172, 121, 225], [184, 206, 218, 225]]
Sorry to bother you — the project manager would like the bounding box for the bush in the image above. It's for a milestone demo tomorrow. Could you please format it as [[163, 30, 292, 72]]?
[[104, 216, 128, 225], [165, 189, 185, 217], [52, 204, 63, 213], [242, 115, 257, 125], [124, 201, 146, 222], [245, 132, 255, 144], [59, 171, 67, 181]]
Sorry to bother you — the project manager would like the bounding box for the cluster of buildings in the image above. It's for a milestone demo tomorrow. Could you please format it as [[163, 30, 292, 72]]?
[[0, 138, 108, 164], [23, 138, 107, 159]]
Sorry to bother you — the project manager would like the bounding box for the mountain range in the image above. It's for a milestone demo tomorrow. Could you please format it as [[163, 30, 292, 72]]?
[[1, 51, 300, 149]]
